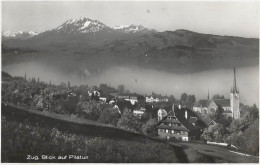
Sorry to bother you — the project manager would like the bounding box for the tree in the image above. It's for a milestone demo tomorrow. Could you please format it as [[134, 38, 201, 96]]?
[[99, 106, 121, 126], [68, 81, 71, 89], [212, 94, 225, 99], [248, 104, 259, 121], [60, 96, 78, 115], [99, 84, 117, 94], [168, 95, 176, 104], [243, 119, 259, 155], [117, 108, 142, 133], [21, 93, 32, 108], [60, 82, 67, 88], [77, 100, 101, 120], [186, 95, 196, 109], [117, 99, 134, 113], [141, 118, 157, 136], [91, 91, 100, 101], [180, 93, 188, 106], [201, 123, 225, 142], [117, 84, 125, 93], [228, 119, 241, 132], [214, 106, 224, 122], [137, 95, 145, 104], [141, 111, 152, 122], [215, 134, 223, 143]]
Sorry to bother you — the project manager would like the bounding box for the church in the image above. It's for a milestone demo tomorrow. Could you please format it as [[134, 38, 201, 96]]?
[[193, 68, 240, 119]]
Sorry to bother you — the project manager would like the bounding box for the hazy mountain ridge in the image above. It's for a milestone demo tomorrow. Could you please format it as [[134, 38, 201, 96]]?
[[2, 17, 259, 70]]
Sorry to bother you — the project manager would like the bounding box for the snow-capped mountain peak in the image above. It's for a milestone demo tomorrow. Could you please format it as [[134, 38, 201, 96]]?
[[55, 17, 108, 33], [112, 25, 131, 30], [112, 24, 154, 33]]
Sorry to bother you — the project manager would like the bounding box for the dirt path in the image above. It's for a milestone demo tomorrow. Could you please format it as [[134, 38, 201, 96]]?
[[169, 142, 258, 163]]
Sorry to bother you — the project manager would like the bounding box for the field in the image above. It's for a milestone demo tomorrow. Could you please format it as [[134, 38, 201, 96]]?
[[2, 116, 182, 163]]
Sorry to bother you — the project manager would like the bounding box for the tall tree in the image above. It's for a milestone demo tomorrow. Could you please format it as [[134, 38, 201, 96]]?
[[249, 104, 259, 121], [168, 95, 176, 104], [212, 94, 225, 99], [99, 106, 121, 126], [180, 93, 188, 106], [117, 84, 125, 93], [68, 81, 71, 89], [117, 108, 142, 132], [186, 95, 196, 109]]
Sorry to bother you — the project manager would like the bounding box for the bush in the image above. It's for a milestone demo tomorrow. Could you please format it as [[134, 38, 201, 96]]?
[[99, 106, 121, 126], [117, 108, 142, 133], [141, 118, 157, 136], [77, 100, 101, 120]]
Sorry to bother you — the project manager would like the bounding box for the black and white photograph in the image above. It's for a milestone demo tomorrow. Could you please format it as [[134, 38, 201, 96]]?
[[1, 0, 259, 163]]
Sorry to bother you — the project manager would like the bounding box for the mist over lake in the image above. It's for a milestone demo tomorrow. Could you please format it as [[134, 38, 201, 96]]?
[[3, 59, 258, 106]]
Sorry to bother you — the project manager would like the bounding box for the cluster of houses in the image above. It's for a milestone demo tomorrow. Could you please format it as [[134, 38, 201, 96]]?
[[86, 68, 240, 141], [156, 68, 240, 141], [13, 67, 240, 142], [88, 86, 171, 106], [145, 96, 168, 103]]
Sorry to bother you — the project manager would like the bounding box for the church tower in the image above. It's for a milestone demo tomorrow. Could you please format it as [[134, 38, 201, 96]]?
[[230, 68, 240, 119]]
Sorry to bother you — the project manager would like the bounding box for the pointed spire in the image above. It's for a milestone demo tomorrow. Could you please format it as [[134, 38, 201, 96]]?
[[208, 89, 209, 100], [233, 68, 238, 93]]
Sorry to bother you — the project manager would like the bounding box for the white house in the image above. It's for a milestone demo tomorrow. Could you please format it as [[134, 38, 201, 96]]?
[[146, 96, 159, 103], [125, 97, 138, 105], [99, 97, 107, 103], [133, 107, 146, 118]]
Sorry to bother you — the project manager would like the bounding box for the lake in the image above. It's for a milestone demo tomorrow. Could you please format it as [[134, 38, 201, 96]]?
[[3, 58, 259, 106]]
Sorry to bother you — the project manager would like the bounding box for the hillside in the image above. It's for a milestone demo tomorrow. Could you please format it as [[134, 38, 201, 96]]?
[[2, 103, 258, 163]]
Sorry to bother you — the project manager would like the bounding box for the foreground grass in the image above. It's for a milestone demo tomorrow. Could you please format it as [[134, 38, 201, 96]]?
[[2, 116, 180, 163]]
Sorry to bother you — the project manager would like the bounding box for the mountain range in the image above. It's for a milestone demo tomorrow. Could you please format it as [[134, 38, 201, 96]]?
[[2, 31, 38, 40], [2, 17, 154, 40], [2, 17, 259, 72]]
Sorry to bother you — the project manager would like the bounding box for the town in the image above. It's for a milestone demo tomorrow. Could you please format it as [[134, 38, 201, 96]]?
[[2, 67, 258, 157], [1, 1, 259, 163]]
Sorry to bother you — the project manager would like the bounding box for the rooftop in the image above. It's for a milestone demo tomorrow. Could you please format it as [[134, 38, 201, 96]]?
[[213, 99, 230, 107]]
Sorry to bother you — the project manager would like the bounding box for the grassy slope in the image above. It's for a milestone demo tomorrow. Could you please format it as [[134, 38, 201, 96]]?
[[2, 116, 181, 163], [1, 103, 259, 163]]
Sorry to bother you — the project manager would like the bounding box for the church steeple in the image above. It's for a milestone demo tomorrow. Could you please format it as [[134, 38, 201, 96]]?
[[230, 68, 240, 119], [232, 68, 238, 93]]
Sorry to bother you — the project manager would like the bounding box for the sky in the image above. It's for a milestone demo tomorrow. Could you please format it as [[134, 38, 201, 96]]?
[[2, 1, 259, 38]]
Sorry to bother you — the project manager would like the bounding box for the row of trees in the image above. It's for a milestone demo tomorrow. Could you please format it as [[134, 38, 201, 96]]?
[[2, 72, 157, 135]]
